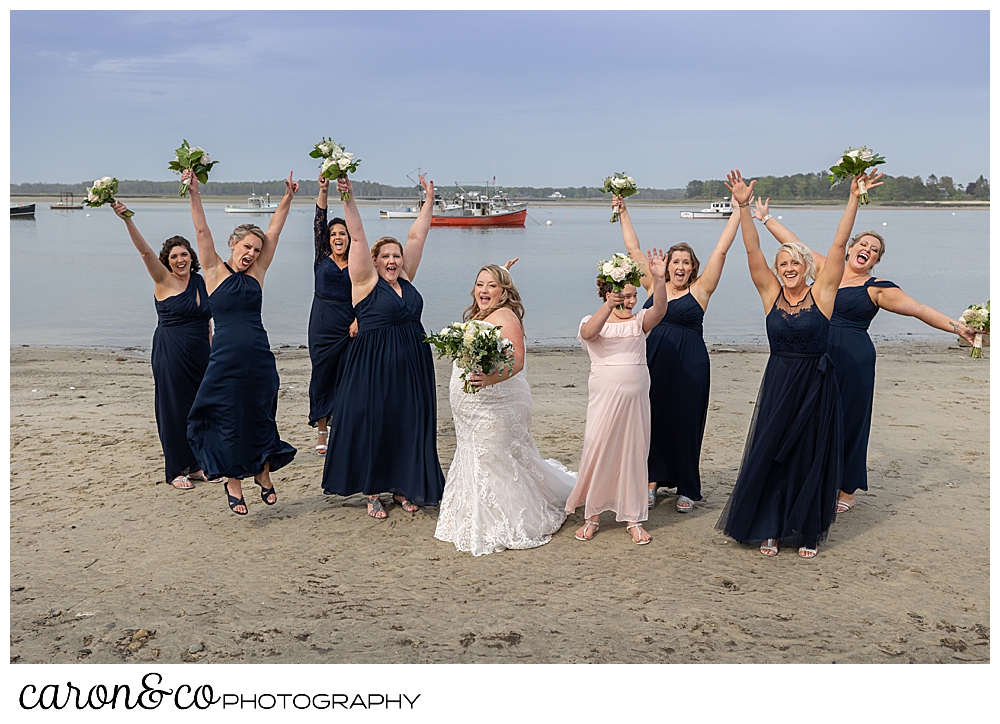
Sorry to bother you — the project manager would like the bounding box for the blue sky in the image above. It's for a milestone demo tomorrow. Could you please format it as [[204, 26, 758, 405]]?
[[9, 10, 990, 188]]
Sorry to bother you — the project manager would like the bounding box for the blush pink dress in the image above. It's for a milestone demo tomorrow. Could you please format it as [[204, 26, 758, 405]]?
[[565, 309, 652, 523]]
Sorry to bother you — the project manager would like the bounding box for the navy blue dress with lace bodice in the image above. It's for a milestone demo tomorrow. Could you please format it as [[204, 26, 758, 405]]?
[[716, 288, 843, 549], [827, 278, 899, 494], [642, 291, 710, 500], [321, 277, 446, 505], [307, 205, 355, 426], [187, 264, 296, 479], [152, 273, 212, 482]]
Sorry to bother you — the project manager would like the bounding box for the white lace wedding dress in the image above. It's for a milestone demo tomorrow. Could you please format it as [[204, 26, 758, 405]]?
[[434, 353, 577, 557]]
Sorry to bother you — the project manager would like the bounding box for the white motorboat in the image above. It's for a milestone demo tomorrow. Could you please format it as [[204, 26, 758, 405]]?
[[680, 199, 733, 219], [225, 193, 279, 214]]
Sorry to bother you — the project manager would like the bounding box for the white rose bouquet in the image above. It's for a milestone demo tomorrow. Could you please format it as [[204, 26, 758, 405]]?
[[424, 320, 515, 394], [310, 137, 361, 201], [828, 146, 886, 205], [597, 252, 644, 309], [960, 301, 989, 358], [602, 172, 639, 222], [167, 140, 219, 197], [85, 176, 132, 218]]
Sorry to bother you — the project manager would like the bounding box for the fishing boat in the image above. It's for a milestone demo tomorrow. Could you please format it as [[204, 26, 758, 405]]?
[[680, 199, 733, 219], [10, 203, 35, 218], [225, 193, 279, 214], [50, 192, 83, 210], [431, 187, 527, 227]]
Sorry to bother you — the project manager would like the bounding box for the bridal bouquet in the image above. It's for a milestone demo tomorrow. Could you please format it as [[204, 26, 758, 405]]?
[[168, 140, 219, 197], [597, 252, 644, 308], [310, 137, 361, 201], [603, 172, 638, 222], [85, 176, 132, 218], [424, 321, 515, 394], [828, 146, 886, 205], [960, 301, 989, 358]]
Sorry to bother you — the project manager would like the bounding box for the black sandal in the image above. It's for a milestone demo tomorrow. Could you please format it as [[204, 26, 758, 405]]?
[[392, 494, 418, 513], [257, 480, 277, 506], [224, 480, 248, 516]]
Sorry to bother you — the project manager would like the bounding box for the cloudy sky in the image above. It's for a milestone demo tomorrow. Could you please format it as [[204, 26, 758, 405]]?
[[9, 10, 990, 188]]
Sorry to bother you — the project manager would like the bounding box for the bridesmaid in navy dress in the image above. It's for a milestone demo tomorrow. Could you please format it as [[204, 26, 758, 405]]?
[[751, 200, 978, 513], [716, 168, 878, 558], [111, 202, 214, 490], [321, 175, 445, 519], [308, 175, 357, 455], [183, 170, 298, 515], [614, 194, 741, 513]]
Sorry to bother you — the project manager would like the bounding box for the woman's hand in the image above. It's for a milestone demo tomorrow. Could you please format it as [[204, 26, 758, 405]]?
[[956, 321, 981, 345], [181, 169, 199, 193], [467, 370, 488, 390], [504, 257, 519, 270], [612, 193, 625, 214], [419, 174, 434, 200], [111, 201, 132, 220], [337, 177, 352, 198], [851, 169, 884, 198], [318, 176, 329, 192], [605, 290, 626, 309], [724, 169, 755, 206], [349, 319, 359, 338], [647, 247, 666, 279], [284, 171, 299, 197], [753, 196, 770, 221]]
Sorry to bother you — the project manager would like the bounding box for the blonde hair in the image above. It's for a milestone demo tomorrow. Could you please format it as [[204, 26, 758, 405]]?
[[228, 223, 266, 248], [772, 242, 817, 283], [463, 264, 525, 323], [371, 236, 404, 261], [846, 231, 886, 268]]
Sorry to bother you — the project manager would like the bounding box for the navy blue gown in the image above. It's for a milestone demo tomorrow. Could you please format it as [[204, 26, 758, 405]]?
[[716, 289, 843, 549], [642, 292, 710, 500], [151, 273, 212, 482], [827, 278, 899, 494], [308, 205, 355, 426], [187, 264, 296, 479], [321, 277, 446, 506]]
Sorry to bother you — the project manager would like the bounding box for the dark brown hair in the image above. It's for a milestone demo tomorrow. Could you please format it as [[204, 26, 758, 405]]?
[[665, 243, 700, 288], [159, 236, 200, 272], [316, 217, 352, 265]]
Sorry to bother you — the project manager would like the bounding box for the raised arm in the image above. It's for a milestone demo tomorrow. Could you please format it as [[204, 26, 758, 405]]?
[[111, 201, 170, 286], [616, 195, 652, 292], [642, 248, 669, 332], [812, 171, 882, 316], [255, 171, 299, 274], [401, 175, 434, 282], [337, 177, 377, 292], [182, 170, 223, 276], [753, 196, 828, 272], [725, 169, 779, 312], [690, 205, 740, 306], [580, 291, 624, 341], [314, 175, 330, 260], [873, 288, 979, 344]]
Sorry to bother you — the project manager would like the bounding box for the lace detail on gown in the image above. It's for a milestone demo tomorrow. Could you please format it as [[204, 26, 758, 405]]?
[[434, 353, 576, 556]]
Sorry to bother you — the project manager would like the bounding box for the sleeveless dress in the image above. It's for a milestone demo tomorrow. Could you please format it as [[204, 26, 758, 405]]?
[[151, 273, 212, 482], [716, 289, 843, 549], [321, 277, 446, 506], [435, 340, 577, 556], [565, 309, 652, 523], [642, 292, 710, 500], [187, 263, 296, 479], [827, 278, 899, 494], [307, 205, 355, 426]]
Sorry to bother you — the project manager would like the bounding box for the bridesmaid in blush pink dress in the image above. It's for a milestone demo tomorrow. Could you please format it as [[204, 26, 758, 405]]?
[[566, 249, 668, 545]]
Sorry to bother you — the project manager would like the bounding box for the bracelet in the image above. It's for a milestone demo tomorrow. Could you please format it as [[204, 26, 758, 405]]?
[[738, 201, 750, 208], [760, 213, 773, 224]]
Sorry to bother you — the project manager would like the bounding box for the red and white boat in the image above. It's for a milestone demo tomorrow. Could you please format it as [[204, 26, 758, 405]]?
[[381, 180, 527, 227]]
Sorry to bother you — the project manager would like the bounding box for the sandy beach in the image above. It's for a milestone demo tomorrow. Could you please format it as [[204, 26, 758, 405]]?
[[8, 342, 989, 664]]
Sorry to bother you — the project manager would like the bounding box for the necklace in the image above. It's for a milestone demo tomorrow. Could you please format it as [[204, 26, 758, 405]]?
[[840, 272, 870, 288]]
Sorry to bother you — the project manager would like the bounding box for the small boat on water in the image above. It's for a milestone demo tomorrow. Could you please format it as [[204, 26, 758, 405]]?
[[680, 199, 733, 219], [380, 177, 527, 227], [11, 203, 36, 218], [225, 193, 279, 214], [50, 192, 83, 210]]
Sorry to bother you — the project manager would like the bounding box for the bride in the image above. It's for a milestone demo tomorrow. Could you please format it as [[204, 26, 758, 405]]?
[[434, 263, 576, 556]]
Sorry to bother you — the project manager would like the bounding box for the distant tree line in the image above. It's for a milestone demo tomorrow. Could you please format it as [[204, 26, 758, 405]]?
[[685, 172, 990, 202]]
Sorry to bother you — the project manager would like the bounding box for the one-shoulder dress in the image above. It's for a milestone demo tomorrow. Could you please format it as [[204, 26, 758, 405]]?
[[642, 292, 710, 501], [187, 264, 296, 479], [151, 273, 212, 482], [827, 278, 899, 494], [716, 289, 843, 549], [321, 277, 446, 506], [307, 205, 355, 426]]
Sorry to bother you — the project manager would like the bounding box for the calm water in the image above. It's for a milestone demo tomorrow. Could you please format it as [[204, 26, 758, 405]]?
[[9, 201, 990, 348]]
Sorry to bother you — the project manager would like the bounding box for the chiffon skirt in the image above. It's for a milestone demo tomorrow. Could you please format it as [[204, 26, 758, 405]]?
[[827, 326, 876, 494]]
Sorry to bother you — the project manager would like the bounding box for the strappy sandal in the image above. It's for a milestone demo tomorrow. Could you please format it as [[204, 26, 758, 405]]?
[[169, 475, 194, 490], [647, 488, 656, 509], [798, 546, 818, 559], [187, 471, 223, 484], [760, 539, 778, 556], [575, 519, 599, 541], [316, 430, 328, 455], [257, 479, 277, 506], [676, 495, 694, 513], [392, 494, 418, 513], [366, 496, 387, 520], [836, 499, 855, 514], [224, 480, 248, 516], [626, 523, 651, 545]]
